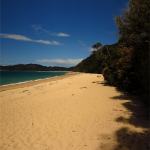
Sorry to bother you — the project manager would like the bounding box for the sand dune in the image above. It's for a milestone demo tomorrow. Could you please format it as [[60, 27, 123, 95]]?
[[0, 73, 149, 150]]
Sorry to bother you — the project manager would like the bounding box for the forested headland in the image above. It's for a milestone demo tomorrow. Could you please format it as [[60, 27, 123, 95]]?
[[74, 0, 149, 103]]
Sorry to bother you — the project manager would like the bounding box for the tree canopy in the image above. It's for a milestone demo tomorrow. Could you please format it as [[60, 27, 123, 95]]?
[[92, 42, 102, 50]]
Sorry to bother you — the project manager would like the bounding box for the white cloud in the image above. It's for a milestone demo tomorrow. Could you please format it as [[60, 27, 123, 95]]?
[[32, 25, 42, 31], [43, 30, 70, 37], [78, 40, 86, 46], [56, 33, 70, 37], [0, 33, 33, 41], [78, 41, 97, 52], [32, 25, 70, 37], [43, 29, 50, 33], [35, 40, 52, 45], [36, 59, 83, 66], [86, 47, 96, 51], [48, 32, 70, 37], [0, 33, 63, 45]]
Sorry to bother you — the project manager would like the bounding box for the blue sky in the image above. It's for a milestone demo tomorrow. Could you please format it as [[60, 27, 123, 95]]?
[[1, 0, 130, 67]]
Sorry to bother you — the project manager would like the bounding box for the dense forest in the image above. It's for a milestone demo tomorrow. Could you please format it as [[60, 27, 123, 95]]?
[[74, 0, 149, 103], [0, 64, 75, 71]]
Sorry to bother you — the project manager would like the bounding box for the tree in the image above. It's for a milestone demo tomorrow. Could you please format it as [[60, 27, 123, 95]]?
[[114, 0, 149, 102], [105, 44, 111, 58], [92, 42, 102, 50], [114, 0, 149, 50]]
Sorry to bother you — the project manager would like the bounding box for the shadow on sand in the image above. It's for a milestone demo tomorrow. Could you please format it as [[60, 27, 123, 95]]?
[[93, 81, 150, 150]]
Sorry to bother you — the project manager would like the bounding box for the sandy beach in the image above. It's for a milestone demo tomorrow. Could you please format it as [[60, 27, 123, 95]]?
[[0, 73, 149, 150]]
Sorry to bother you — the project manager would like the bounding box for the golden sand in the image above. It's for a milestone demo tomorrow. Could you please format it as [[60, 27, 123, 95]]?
[[0, 73, 149, 150]]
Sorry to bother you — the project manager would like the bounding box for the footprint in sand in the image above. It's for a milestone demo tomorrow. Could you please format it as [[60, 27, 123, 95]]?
[[80, 87, 87, 89], [22, 90, 29, 93]]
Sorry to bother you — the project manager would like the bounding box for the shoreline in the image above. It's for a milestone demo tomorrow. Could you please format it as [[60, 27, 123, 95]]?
[[0, 71, 79, 92], [0, 71, 70, 87]]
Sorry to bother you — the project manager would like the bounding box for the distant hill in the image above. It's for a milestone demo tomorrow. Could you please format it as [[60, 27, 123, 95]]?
[[73, 52, 101, 73], [73, 43, 119, 73], [0, 64, 75, 71]]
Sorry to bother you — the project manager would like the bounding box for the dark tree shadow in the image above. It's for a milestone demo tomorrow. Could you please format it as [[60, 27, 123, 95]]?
[[111, 93, 149, 129], [92, 81, 102, 84], [92, 80, 114, 86], [95, 82, 150, 150]]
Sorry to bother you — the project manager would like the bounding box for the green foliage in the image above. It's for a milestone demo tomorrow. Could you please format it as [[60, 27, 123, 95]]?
[[73, 52, 101, 73], [92, 42, 102, 50], [142, 56, 149, 102], [115, 0, 149, 103], [101, 46, 134, 89]]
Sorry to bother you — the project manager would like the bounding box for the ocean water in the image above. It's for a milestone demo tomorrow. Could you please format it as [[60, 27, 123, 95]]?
[[0, 71, 67, 86]]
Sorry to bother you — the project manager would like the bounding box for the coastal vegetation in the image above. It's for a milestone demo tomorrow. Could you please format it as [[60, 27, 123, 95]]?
[[74, 0, 149, 103], [0, 64, 75, 71]]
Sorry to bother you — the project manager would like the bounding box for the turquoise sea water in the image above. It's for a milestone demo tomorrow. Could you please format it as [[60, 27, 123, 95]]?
[[0, 71, 67, 86]]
